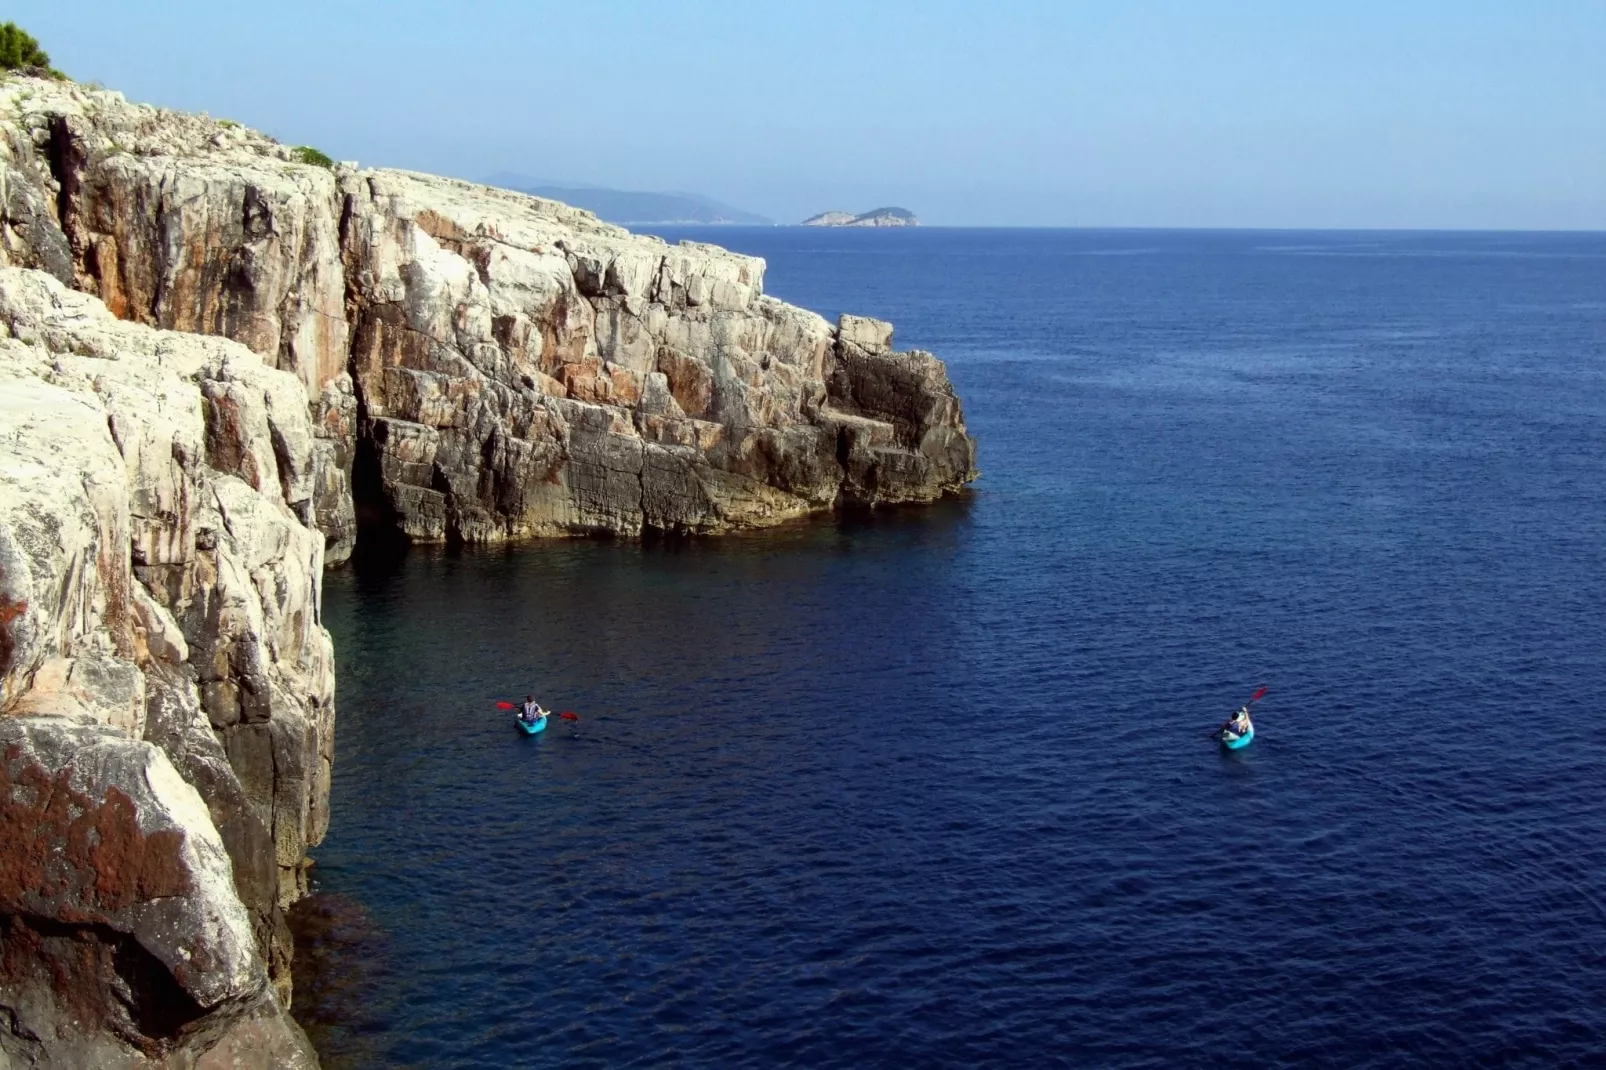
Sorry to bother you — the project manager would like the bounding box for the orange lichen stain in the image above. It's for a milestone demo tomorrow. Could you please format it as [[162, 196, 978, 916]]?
[[414, 210, 467, 244], [92, 238, 132, 320], [0, 745, 192, 916]]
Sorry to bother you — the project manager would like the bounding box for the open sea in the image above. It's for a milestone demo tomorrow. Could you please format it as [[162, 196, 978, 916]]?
[[297, 228, 1606, 1068]]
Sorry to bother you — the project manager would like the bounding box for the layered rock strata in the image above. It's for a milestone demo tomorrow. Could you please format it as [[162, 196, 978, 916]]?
[[0, 74, 977, 1068]]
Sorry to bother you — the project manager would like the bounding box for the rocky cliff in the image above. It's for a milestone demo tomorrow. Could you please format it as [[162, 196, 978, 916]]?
[[4, 77, 973, 554], [0, 74, 975, 1067], [0, 269, 327, 1067]]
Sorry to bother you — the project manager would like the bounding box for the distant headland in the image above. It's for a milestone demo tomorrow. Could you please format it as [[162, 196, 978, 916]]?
[[484, 173, 773, 225], [801, 207, 920, 227]]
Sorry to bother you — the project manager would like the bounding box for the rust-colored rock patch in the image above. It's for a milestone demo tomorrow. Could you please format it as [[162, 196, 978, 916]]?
[[0, 746, 192, 916]]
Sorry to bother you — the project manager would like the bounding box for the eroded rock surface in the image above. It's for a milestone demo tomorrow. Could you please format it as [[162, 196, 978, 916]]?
[[0, 76, 976, 550], [0, 718, 313, 1069], [0, 80, 356, 564], [0, 269, 329, 1066]]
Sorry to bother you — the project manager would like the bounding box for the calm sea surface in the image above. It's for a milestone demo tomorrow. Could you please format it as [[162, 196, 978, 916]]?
[[299, 229, 1606, 1068]]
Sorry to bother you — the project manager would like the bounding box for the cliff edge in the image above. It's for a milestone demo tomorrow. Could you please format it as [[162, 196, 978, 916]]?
[[0, 74, 976, 1067], [3, 77, 974, 557]]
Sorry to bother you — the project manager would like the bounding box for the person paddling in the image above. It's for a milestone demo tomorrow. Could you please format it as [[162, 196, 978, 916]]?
[[519, 695, 548, 727], [1206, 687, 1266, 747], [1221, 704, 1252, 739]]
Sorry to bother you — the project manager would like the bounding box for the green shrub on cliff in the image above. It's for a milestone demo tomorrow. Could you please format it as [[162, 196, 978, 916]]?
[[292, 145, 335, 169], [0, 22, 63, 78]]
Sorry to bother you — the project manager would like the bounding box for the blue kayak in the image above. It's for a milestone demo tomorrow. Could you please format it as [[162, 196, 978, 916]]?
[[1220, 723, 1254, 750], [515, 715, 547, 736]]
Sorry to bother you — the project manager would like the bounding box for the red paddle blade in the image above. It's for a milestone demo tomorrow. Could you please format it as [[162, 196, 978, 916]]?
[[559, 712, 579, 721], [496, 701, 518, 710], [1250, 687, 1269, 703]]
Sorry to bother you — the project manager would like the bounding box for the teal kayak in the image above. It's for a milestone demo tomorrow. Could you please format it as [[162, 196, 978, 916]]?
[[1220, 723, 1254, 750], [515, 715, 547, 736]]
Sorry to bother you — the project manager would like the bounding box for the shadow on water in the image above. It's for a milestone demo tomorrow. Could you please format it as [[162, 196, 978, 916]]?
[[338, 491, 977, 582], [288, 892, 398, 1070]]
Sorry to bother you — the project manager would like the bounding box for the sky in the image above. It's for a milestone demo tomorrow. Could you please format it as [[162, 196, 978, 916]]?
[[17, 1, 1605, 228]]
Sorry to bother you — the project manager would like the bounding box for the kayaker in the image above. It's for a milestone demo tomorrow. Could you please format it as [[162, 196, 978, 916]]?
[[1225, 705, 1251, 737], [520, 696, 548, 726]]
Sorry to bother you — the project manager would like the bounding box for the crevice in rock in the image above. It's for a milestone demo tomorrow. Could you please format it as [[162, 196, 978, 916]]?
[[431, 462, 464, 548], [42, 116, 79, 235], [0, 1000, 41, 1045], [0, 1000, 44, 1069], [108, 926, 210, 1045], [267, 420, 301, 513], [0, 912, 211, 1054], [346, 374, 408, 560], [336, 189, 409, 565]]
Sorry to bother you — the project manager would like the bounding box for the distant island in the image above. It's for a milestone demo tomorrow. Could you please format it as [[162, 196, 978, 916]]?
[[801, 207, 920, 227], [485, 172, 772, 225]]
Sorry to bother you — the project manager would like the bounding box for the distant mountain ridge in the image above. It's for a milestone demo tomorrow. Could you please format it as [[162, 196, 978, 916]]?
[[801, 207, 920, 227], [485, 173, 772, 225]]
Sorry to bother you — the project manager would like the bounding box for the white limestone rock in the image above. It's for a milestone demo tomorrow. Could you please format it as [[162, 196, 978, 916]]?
[[0, 75, 974, 548], [0, 268, 332, 1065]]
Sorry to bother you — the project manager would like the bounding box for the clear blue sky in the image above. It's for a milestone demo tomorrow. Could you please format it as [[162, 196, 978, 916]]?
[[17, 1, 1605, 228]]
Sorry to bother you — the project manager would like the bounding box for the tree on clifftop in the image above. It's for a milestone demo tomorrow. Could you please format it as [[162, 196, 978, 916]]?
[[0, 22, 62, 77]]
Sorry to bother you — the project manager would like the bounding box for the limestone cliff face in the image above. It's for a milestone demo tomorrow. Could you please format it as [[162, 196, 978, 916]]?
[[1, 76, 975, 550], [0, 74, 976, 1068], [2, 80, 357, 566], [0, 270, 327, 1067]]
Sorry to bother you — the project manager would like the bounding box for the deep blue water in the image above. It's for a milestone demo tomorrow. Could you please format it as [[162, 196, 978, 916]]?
[[300, 229, 1606, 1068]]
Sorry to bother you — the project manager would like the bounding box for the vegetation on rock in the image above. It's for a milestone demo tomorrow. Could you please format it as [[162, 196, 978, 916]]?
[[858, 206, 917, 221], [0, 21, 63, 78], [293, 144, 335, 168]]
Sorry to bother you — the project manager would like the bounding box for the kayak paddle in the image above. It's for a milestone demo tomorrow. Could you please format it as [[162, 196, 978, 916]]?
[[497, 702, 579, 721]]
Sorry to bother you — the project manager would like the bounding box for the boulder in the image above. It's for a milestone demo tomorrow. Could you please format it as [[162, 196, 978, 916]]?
[[0, 716, 316, 1068]]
